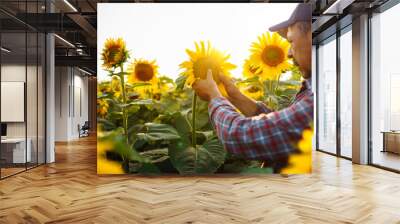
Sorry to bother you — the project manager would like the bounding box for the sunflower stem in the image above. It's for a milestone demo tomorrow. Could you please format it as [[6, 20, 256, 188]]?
[[191, 93, 197, 148], [119, 65, 129, 145], [268, 80, 273, 108], [275, 73, 282, 95]]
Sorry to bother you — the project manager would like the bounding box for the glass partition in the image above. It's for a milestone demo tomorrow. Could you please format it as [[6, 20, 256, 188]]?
[[38, 32, 45, 165], [339, 27, 352, 158], [370, 3, 400, 171], [317, 35, 337, 154], [27, 31, 38, 169], [0, 1, 46, 179], [1, 31, 28, 177]]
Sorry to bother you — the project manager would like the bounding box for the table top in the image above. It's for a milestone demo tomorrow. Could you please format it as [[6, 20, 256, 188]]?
[[1, 138, 31, 143], [381, 131, 400, 134]]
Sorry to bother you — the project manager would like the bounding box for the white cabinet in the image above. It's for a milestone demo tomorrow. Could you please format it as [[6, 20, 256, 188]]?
[[1, 138, 32, 163]]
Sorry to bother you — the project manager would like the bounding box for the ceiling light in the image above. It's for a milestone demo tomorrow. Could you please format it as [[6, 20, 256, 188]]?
[[76, 48, 85, 55], [54, 34, 75, 48], [78, 67, 92, 76], [1, 47, 11, 53], [63, 0, 78, 12], [323, 0, 354, 15]]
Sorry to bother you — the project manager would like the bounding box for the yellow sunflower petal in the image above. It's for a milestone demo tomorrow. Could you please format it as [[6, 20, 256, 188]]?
[[179, 41, 236, 88], [218, 83, 228, 97]]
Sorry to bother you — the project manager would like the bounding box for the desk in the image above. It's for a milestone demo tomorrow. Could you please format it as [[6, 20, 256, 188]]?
[[381, 131, 400, 154], [1, 138, 31, 163]]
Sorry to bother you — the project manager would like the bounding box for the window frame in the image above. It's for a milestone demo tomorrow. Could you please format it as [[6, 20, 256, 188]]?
[[315, 21, 353, 161]]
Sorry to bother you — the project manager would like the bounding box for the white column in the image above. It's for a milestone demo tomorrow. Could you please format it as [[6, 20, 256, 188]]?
[[352, 14, 369, 164], [46, 33, 55, 163], [45, 0, 56, 163]]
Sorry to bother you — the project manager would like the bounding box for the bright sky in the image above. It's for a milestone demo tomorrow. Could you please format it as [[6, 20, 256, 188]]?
[[97, 3, 298, 81]]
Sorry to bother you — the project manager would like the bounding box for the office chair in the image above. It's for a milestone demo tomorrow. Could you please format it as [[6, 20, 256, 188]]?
[[79, 121, 90, 138]]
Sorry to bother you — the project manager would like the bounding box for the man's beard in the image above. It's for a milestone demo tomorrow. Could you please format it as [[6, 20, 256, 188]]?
[[292, 58, 310, 78]]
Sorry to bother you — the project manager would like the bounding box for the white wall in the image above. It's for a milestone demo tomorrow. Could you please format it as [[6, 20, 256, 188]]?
[[55, 67, 89, 141], [55, 66, 69, 141], [71, 72, 89, 138]]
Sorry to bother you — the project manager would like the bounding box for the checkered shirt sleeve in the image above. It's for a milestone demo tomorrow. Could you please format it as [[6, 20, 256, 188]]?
[[208, 82, 313, 162]]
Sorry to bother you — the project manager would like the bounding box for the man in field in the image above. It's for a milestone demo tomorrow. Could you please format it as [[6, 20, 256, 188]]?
[[192, 4, 313, 171]]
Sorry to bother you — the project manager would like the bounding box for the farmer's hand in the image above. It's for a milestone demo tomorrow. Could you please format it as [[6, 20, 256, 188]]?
[[219, 73, 260, 117], [192, 69, 222, 101], [218, 74, 242, 101]]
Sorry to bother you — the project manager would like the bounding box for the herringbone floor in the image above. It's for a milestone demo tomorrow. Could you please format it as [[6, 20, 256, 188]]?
[[0, 136, 400, 224]]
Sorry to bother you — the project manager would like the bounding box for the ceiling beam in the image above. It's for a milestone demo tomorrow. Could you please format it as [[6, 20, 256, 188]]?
[[67, 13, 97, 45], [55, 55, 96, 72]]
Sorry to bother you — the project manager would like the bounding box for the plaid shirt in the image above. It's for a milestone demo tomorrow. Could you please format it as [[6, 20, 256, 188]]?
[[209, 79, 313, 164]]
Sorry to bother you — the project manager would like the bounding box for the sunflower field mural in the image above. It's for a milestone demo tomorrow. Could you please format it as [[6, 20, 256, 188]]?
[[97, 32, 311, 175]]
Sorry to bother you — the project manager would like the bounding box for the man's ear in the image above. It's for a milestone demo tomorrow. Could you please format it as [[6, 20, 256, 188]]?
[[276, 28, 288, 39]]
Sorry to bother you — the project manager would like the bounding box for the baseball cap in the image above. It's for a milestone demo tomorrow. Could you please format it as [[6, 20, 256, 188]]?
[[269, 3, 312, 38]]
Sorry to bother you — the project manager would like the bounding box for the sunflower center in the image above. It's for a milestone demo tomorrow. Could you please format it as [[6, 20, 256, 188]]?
[[135, 63, 154, 82], [193, 57, 221, 83], [261, 46, 285, 67], [108, 45, 121, 57]]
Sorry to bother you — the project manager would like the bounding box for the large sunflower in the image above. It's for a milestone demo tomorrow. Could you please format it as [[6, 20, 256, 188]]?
[[242, 59, 263, 79], [101, 37, 129, 70], [180, 41, 236, 96], [97, 128, 124, 174], [249, 32, 291, 81], [281, 128, 313, 174], [127, 59, 159, 98]]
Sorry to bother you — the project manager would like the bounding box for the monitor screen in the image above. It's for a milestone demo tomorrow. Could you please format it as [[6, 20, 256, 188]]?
[[1, 123, 7, 137]]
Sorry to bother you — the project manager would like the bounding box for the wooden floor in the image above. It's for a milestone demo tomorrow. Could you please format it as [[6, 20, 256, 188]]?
[[1, 163, 44, 178], [1, 167, 26, 178], [0, 136, 400, 224]]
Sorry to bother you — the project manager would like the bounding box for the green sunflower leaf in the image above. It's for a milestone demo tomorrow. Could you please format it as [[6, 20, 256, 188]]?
[[175, 75, 187, 90], [136, 123, 181, 142], [168, 138, 226, 175]]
